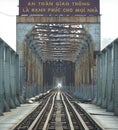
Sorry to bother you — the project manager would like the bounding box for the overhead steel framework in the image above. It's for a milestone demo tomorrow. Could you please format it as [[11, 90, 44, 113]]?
[[25, 23, 92, 62], [17, 0, 100, 99]]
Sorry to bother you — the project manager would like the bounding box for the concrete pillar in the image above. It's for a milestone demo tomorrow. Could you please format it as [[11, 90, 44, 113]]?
[[0, 42, 4, 115], [114, 40, 118, 115]]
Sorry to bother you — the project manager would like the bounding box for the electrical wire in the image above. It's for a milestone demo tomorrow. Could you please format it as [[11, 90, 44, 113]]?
[[0, 11, 17, 17]]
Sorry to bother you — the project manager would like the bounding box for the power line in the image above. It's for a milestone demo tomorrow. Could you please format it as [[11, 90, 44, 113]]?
[[0, 11, 17, 17]]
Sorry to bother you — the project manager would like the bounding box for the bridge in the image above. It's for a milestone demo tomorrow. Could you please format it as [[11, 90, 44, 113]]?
[[0, 0, 118, 129]]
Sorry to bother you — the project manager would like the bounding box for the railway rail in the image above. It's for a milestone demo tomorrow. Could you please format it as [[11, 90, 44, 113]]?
[[13, 90, 103, 130]]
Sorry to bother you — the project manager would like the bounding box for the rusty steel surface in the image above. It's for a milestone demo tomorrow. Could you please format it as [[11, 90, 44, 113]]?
[[17, 16, 100, 23], [16, 14, 100, 98], [23, 23, 95, 62], [17, 15, 100, 64]]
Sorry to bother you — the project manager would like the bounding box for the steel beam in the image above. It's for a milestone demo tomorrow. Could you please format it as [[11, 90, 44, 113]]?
[[17, 16, 100, 23], [0, 41, 4, 115]]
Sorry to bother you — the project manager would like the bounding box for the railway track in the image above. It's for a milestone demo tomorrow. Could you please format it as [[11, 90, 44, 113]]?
[[13, 90, 103, 130]]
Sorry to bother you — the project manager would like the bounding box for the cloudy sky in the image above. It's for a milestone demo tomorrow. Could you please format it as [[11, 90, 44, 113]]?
[[0, 0, 118, 50]]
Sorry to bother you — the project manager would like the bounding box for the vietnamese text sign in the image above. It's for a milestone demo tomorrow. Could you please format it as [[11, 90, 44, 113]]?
[[19, 0, 100, 16]]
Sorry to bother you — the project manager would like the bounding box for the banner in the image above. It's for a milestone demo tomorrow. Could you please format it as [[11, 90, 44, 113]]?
[[19, 0, 100, 16]]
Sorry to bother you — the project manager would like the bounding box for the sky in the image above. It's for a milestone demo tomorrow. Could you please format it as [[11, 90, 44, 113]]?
[[0, 0, 118, 50]]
